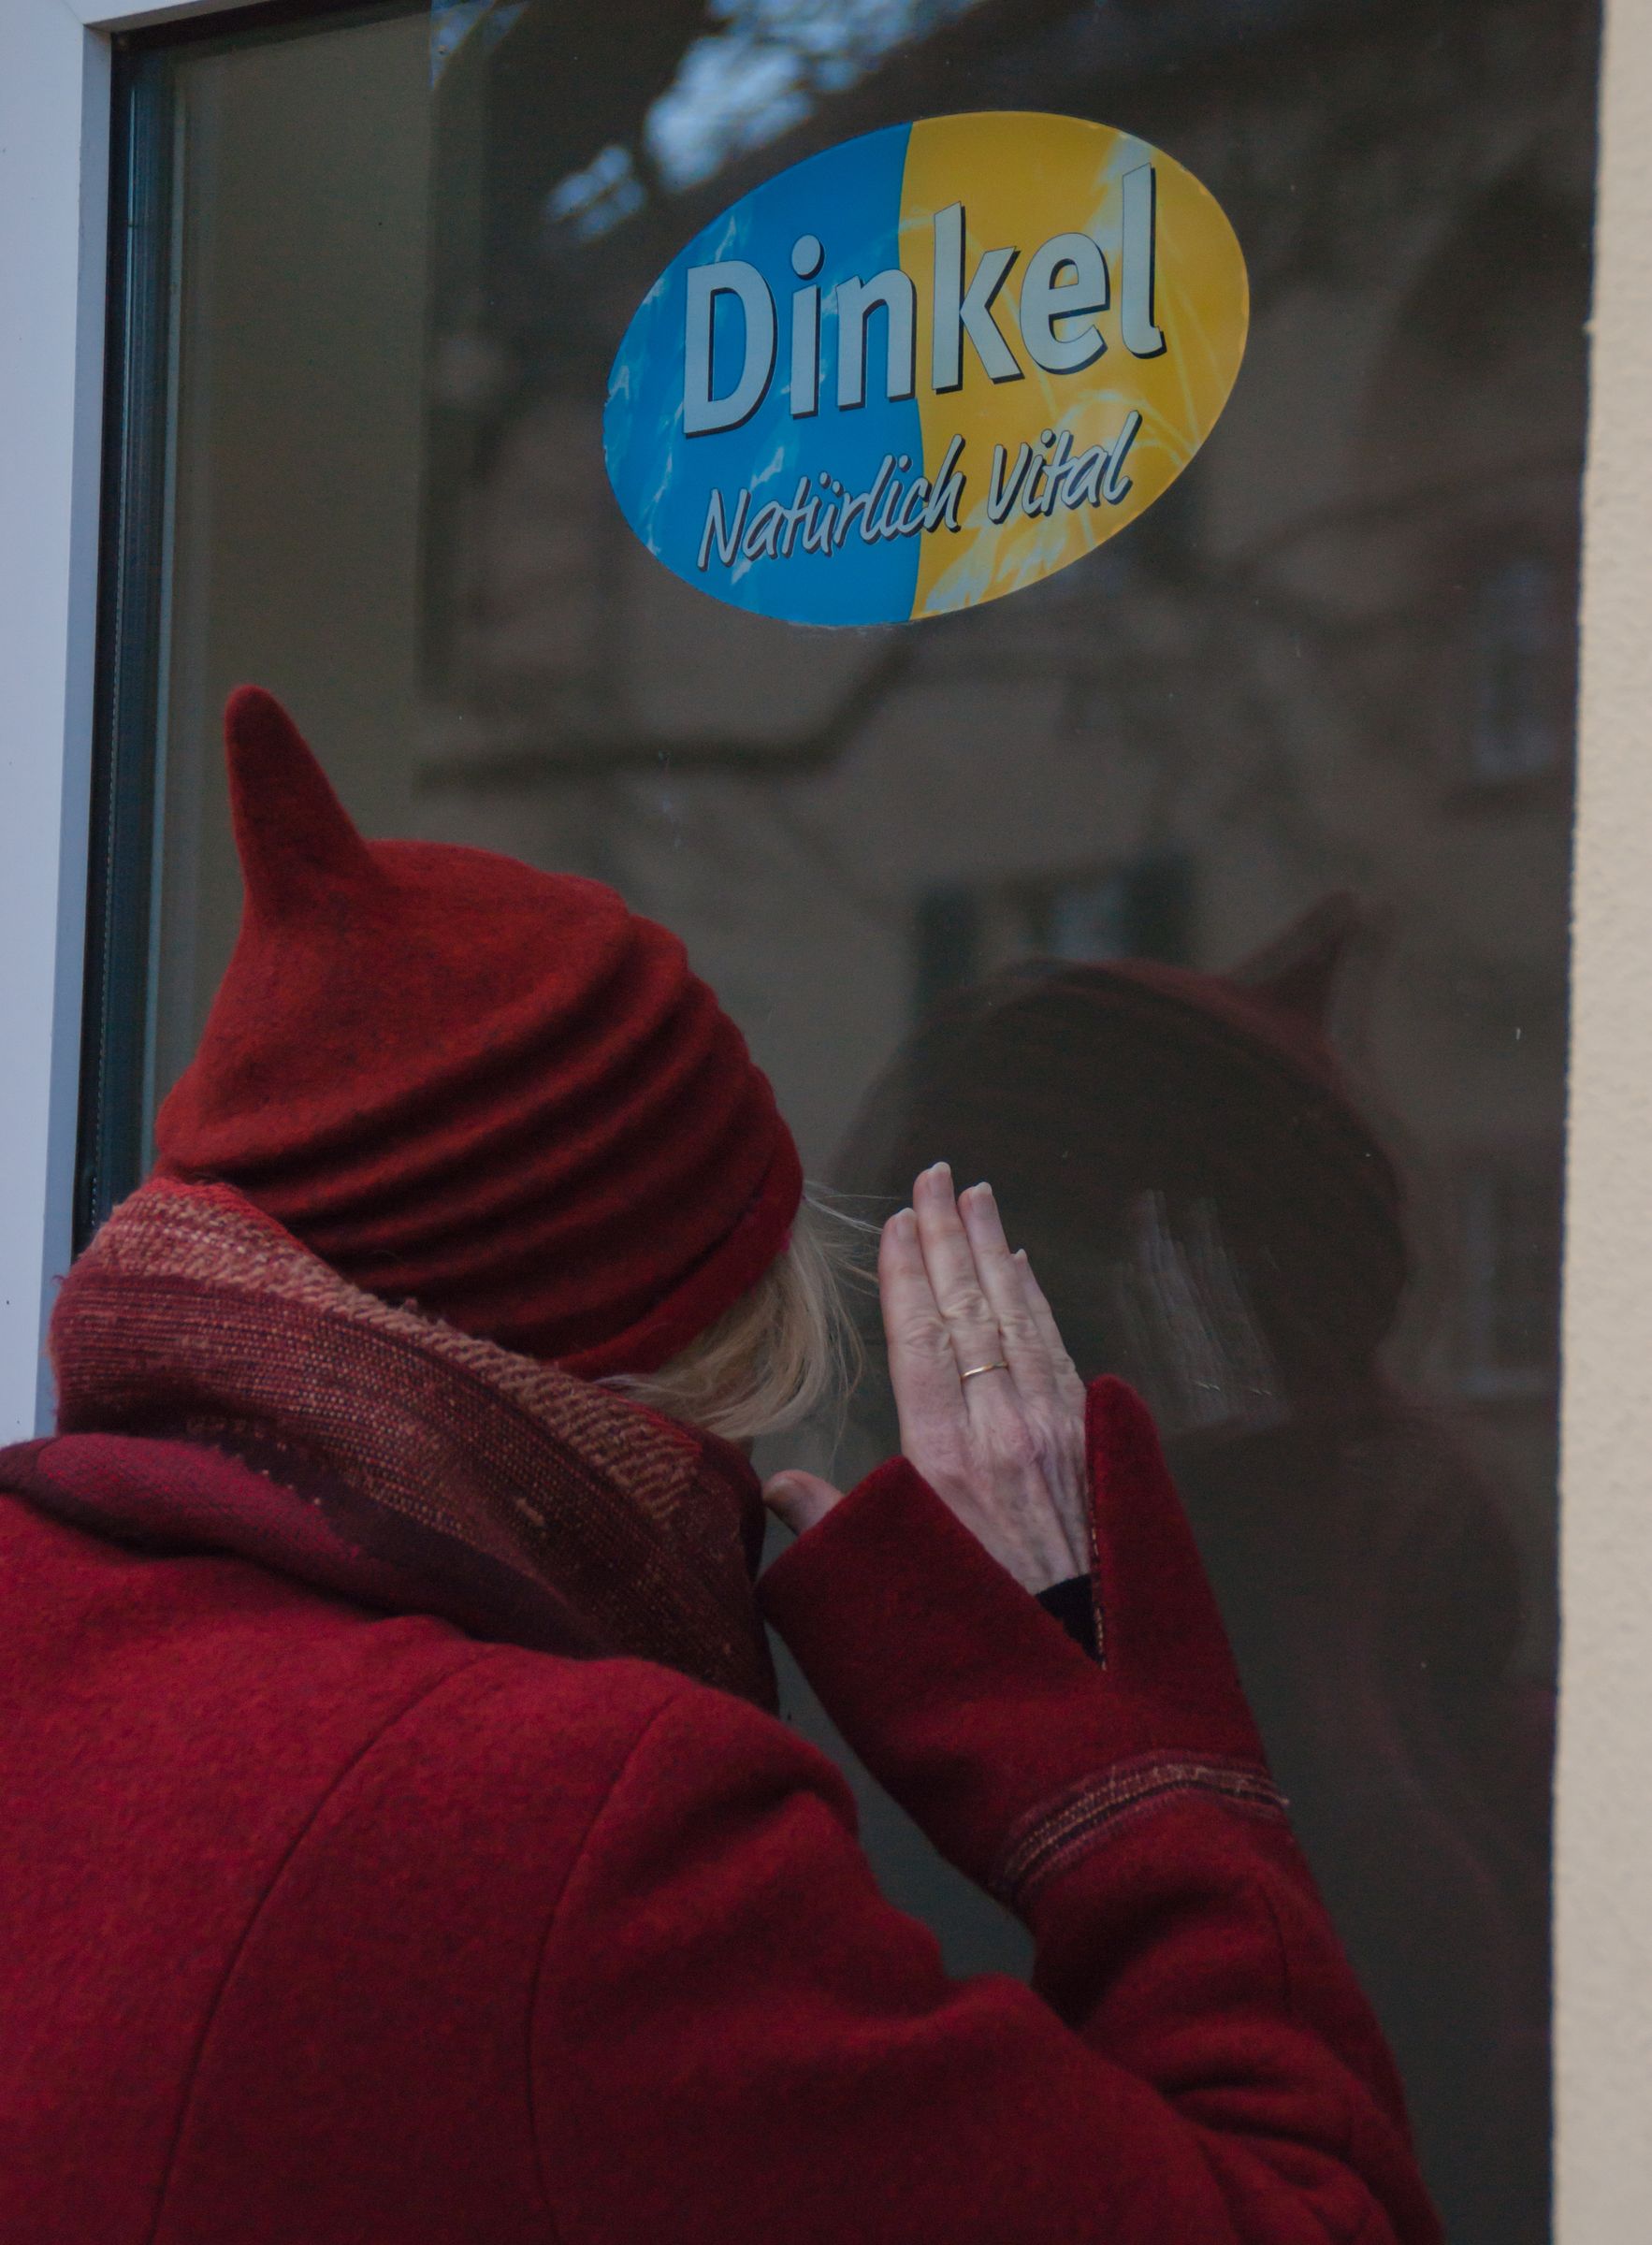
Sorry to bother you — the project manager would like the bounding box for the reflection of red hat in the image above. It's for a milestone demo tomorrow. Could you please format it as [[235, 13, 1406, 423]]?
[[153, 687, 802, 1375], [837, 897, 1405, 1394], [1095, 898, 1369, 1118]]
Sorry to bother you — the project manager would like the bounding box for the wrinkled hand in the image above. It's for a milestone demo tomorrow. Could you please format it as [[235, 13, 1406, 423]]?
[[765, 1163, 1093, 1594]]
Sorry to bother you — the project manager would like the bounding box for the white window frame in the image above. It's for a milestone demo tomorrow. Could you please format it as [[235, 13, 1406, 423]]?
[[2, 1, 1650, 2235], [0, 0, 267, 1452]]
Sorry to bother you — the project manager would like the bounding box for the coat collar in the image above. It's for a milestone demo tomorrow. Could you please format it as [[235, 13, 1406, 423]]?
[[16, 1178, 776, 1708]]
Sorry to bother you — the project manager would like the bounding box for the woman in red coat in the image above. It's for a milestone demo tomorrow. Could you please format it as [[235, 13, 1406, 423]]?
[[0, 688, 1442, 2244]]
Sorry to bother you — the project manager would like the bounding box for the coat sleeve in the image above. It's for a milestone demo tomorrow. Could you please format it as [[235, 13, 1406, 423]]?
[[529, 1377, 1443, 2245]]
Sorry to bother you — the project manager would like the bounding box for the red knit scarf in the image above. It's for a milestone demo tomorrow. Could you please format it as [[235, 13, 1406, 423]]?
[[28, 1178, 776, 1708]]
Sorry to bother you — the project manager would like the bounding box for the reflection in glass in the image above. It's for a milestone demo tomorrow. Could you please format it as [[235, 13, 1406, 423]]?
[[834, 914, 1552, 2238], [144, 4, 1596, 2238]]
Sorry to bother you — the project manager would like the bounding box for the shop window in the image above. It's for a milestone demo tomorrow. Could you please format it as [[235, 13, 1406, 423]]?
[[87, 5, 1594, 2236]]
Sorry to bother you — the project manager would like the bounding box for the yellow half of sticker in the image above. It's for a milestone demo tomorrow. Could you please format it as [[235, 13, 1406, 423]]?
[[897, 112, 1250, 620]]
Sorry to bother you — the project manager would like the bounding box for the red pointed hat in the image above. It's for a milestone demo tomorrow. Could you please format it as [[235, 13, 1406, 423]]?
[[152, 687, 803, 1375]]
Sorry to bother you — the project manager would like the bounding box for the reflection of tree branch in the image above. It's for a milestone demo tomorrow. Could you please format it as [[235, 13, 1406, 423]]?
[[588, 760, 910, 935], [420, 637, 915, 786], [1225, 455, 1582, 574], [744, 785, 913, 929]]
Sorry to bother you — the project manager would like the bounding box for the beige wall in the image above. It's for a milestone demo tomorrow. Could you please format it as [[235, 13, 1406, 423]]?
[[1557, 1, 1652, 2235]]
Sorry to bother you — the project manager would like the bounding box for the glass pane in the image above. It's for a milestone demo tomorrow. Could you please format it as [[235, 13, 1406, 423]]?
[[131, 5, 1595, 2237]]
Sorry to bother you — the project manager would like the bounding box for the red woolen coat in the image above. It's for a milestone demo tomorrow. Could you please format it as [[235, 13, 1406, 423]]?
[[0, 1380, 1442, 2245]]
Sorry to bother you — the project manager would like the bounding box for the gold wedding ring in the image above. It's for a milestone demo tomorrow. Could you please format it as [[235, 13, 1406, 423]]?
[[960, 1359, 1010, 1382]]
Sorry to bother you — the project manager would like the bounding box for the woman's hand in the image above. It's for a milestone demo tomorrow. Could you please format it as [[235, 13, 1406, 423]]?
[[764, 1164, 1093, 1594]]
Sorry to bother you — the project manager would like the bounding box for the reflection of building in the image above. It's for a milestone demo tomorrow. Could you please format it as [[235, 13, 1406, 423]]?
[[421, 0, 1589, 1685]]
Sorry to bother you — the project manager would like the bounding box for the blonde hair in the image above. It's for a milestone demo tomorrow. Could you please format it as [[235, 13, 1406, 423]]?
[[603, 1187, 873, 1445]]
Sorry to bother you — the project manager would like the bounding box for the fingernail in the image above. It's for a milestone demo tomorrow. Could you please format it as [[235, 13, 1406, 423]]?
[[974, 1180, 993, 1201]]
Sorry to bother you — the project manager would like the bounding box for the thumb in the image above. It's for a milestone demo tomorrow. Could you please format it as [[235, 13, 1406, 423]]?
[[762, 1469, 845, 1538]]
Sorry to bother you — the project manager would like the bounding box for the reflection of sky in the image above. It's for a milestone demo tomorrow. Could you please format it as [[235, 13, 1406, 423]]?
[[546, 145, 646, 239], [534, 0, 1356, 242], [428, 0, 525, 87], [645, 0, 985, 191]]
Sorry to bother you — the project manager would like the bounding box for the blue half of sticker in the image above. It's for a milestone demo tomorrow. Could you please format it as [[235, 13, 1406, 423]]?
[[603, 114, 1249, 629]]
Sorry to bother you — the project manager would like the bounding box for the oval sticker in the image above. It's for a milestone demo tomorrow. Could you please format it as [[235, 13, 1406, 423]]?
[[603, 113, 1249, 629]]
